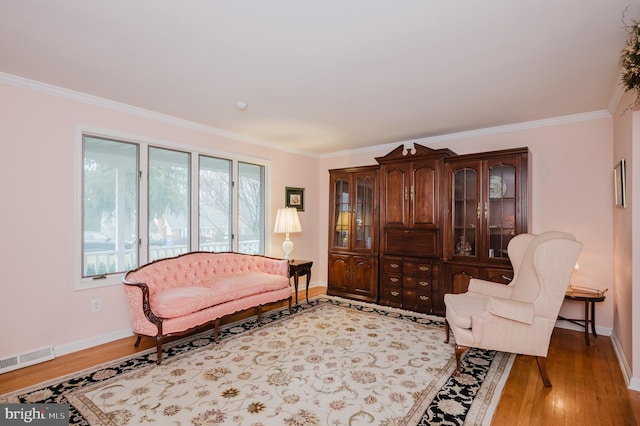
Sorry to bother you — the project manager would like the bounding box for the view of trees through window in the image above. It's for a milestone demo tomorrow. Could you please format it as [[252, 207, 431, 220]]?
[[83, 137, 138, 277], [81, 135, 266, 281]]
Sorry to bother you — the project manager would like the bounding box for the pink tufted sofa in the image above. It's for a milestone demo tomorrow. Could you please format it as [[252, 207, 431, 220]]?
[[122, 251, 292, 364]]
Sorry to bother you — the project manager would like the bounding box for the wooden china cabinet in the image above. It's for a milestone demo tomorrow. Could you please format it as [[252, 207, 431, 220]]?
[[441, 147, 530, 312], [375, 144, 456, 314], [327, 166, 379, 303], [325, 144, 530, 317]]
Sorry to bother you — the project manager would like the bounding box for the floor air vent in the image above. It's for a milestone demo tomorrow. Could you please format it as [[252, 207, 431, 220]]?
[[0, 346, 55, 374]]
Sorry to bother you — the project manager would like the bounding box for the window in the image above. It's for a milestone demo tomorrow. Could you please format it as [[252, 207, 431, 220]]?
[[148, 147, 190, 262], [82, 136, 138, 278], [199, 156, 232, 252], [238, 162, 265, 254], [78, 133, 268, 288]]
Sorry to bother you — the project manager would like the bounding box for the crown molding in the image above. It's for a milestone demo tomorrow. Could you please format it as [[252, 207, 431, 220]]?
[[320, 110, 612, 159], [0, 72, 320, 158]]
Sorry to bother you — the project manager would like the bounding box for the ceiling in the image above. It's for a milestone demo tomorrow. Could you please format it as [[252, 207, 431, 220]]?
[[1, 1, 638, 155]]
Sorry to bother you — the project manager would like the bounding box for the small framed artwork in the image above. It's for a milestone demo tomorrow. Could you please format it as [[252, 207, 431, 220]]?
[[614, 159, 626, 208], [285, 187, 305, 211]]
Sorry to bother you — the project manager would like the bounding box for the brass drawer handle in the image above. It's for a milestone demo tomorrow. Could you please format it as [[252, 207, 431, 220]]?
[[419, 281, 429, 287], [390, 277, 399, 283], [390, 263, 400, 268], [419, 266, 430, 272], [420, 295, 430, 301], [391, 291, 400, 297]]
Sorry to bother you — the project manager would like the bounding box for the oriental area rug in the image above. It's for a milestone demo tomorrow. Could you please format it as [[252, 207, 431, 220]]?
[[0, 297, 514, 425]]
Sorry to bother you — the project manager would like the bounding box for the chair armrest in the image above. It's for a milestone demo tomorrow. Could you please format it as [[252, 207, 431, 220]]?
[[468, 278, 513, 298], [486, 297, 535, 324]]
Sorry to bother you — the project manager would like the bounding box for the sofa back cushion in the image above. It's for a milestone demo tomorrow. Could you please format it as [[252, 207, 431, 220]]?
[[124, 252, 288, 296]]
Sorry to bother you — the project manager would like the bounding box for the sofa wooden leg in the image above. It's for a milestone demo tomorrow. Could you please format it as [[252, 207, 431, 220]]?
[[213, 318, 220, 343], [536, 356, 553, 387], [134, 335, 142, 348], [288, 296, 292, 314], [454, 345, 468, 376], [444, 319, 450, 344], [256, 306, 263, 324], [155, 337, 163, 365]]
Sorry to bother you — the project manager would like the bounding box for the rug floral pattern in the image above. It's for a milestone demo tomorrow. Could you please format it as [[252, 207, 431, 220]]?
[[1, 297, 513, 425]]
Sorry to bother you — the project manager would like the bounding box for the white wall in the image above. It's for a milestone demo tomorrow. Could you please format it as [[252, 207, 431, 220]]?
[[612, 90, 639, 388], [0, 80, 321, 359]]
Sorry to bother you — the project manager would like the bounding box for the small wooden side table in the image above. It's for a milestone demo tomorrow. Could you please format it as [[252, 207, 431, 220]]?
[[558, 288, 606, 346], [288, 260, 313, 306]]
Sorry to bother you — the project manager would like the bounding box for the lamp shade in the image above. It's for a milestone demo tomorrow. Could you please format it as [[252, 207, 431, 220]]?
[[274, 207, 302, 234], [335, 211, 351, 232]]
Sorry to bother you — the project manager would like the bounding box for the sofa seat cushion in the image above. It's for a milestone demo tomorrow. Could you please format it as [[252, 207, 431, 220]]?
[[151, 272, 290, 319], [444, 292, 488, 330]]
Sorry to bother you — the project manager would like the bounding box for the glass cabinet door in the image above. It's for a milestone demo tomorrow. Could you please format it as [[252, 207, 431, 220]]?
[[487, 164, 516, 259], [333, 178, 350, 249], [452, 167, 478, 257], [354, 175, 374, 251]]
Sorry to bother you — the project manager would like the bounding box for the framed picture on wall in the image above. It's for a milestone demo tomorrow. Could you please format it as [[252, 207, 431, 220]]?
[[614, 159, 626, 208], [285, 187, 305, 211]]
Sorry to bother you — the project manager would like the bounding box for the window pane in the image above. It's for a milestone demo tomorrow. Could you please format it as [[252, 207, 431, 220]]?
[[238, 162, 265, 254], [83, 136, 138, 277], [199, 156, 232, 252], [149, 147, 190, 261]]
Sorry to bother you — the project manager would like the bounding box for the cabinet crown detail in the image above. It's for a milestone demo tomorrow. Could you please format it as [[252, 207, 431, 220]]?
[[374, 143, 456, 164]]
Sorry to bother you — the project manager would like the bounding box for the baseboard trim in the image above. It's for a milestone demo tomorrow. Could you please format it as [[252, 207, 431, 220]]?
[[554, 320, 612, 336], [609, 331, 640, 391], [54, 328, 134, 358]]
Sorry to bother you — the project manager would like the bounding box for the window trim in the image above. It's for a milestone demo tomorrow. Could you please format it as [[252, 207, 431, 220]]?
[[74, 125, 272, 290]]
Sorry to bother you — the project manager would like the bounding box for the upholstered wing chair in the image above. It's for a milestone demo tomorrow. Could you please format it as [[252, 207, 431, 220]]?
[[444, 231, 582, 387]]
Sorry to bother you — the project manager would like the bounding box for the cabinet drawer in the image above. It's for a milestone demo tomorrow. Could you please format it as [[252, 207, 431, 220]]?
[[380, 273, 402, 287], [403, 275, 416, 289], [416, 278, 431, 289], [382, 257, 403, 272], [403, 261, 432, 276], [415, 293, 432, 313], [383, 286, 403, 307], [402, 262, 431, 277], [402, 289, 417, 305], [384, 230, 438, 256]]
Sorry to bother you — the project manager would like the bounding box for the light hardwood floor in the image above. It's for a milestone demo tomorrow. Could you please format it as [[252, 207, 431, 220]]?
[[1, 287, 639, 425]]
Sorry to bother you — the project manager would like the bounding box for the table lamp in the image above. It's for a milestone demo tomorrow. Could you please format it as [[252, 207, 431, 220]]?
[[274, 207, 302, 260]]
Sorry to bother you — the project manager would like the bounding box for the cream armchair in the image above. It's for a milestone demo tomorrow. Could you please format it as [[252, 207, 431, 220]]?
[[444, 231, 582, 387]]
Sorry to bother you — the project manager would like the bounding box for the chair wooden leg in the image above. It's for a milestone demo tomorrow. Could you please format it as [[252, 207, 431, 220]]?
[[536, 356, 552, 387], [454, 345, 468, 376], [134, 335, 142, 348], [444, 319, 450, 343], [288, 296, 293, 314]]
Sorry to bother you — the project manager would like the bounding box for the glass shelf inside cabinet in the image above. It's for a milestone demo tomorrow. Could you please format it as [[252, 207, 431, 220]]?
[[355, 176, 374, 250], [453, 168, 478, 257], [487, 164, 516, 259], [333, 179, 350, 248]]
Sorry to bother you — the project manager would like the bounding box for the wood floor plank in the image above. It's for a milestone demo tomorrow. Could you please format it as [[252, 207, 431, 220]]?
[[1, 287, 638, 425]]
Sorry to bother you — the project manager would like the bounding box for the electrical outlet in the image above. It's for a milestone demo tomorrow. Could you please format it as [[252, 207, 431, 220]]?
[[91, 299, 101, 313]]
